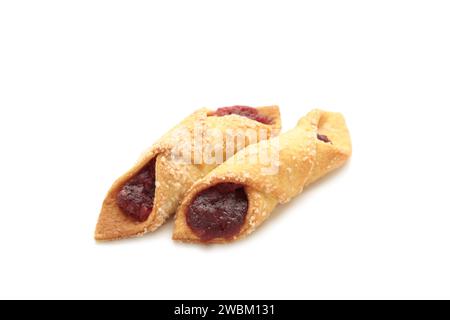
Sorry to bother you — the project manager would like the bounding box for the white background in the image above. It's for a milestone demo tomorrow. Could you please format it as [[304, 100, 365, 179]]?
[[1, 1, 449, 300]]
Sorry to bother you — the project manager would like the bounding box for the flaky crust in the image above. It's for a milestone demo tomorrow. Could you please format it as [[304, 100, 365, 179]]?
[[95, 106, 281, 241], [173, 109, 352, 244]]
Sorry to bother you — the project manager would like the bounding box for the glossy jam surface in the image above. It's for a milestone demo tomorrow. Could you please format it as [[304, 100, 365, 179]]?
[[187, 183, 249, 241], [212, 106, 272, 124], [317, 134, 331, 143], [116, 158, 157, 222]]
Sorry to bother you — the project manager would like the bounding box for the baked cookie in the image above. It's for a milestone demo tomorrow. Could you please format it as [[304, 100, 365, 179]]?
[[173, 109, 351, 243]]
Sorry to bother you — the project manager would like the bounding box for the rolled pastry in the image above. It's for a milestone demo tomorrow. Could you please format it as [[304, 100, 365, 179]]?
[[95, 106, 281, 240], [173, 109, 352, 243]]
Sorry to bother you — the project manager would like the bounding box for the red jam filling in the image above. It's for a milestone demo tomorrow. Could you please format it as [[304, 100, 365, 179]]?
[[187, 183, 249, 241], [317, 134, 331, 143], [116, 158, 156, 222], [212, 106, 272, 124]]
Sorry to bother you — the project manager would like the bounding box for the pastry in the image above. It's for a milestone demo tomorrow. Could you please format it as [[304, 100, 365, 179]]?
[[173, 109, 352, 243], [95, 106, 281, 240]]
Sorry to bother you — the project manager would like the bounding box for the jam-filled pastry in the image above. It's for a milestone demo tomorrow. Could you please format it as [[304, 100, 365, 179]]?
[[173, 109, 352, 243], [95, 106, 281, 240]]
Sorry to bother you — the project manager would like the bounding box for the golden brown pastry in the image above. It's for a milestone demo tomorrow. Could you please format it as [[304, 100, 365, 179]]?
[[95, 106, 281, 240], [173, 109, 352, 243]]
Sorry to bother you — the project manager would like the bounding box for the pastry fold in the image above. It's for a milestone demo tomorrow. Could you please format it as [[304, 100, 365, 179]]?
[[95, 106, 281, 240], [173, 109, 352, 243]]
